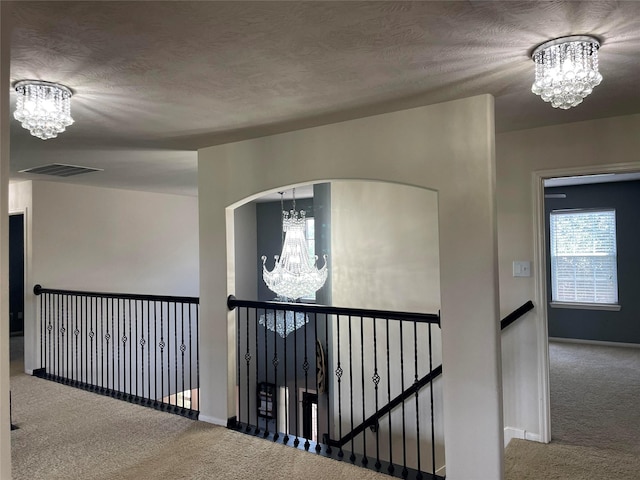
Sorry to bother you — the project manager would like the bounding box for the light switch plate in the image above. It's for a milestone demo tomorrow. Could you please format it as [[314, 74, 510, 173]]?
[[513, 261, 531, 277]]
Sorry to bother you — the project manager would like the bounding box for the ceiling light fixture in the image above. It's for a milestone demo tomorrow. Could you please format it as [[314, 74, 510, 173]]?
[[531, 35, 602, 109], [13, 80, 74, 140]]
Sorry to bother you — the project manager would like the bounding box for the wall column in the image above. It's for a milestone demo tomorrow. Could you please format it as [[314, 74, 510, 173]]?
[[0, 3, 13, 478]]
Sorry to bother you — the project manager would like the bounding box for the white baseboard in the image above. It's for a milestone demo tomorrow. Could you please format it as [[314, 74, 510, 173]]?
[[198, 414, 227, 426], [26, 368, 34, 375], [550, 337, 640, 349], [504, 427, 541, 447]]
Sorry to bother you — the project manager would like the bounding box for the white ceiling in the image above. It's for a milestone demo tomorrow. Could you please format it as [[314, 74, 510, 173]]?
[[7, 1, 640, 197]]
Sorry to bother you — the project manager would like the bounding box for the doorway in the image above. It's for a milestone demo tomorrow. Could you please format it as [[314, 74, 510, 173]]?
[[536, 170, 640, 447], [9, 213, 24, 336]]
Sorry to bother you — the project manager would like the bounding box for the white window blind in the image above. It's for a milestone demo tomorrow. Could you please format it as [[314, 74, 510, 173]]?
[[550, 209, 618, 304]]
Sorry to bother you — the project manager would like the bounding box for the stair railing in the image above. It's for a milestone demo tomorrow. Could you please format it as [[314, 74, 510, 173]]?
[[33, 284, 200, 419]]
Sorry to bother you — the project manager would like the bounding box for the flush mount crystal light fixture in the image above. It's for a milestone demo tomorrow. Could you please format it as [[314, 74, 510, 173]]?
[[13, 80, 74, 140], [260, 189, 328, 337], [531, 35, 602, 109]]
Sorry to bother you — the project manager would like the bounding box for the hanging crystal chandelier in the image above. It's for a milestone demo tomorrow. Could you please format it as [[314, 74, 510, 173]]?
[[531, 35, 602, 109], [259, 310, 309, 338], [13, 80, 74, 140], [260, 189, 328, 337]]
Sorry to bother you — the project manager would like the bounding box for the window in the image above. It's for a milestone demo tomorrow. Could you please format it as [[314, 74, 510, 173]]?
[[550, 209, 618, 306]]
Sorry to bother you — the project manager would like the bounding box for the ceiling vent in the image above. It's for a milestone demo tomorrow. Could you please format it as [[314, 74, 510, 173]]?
[[19, 163, 103, 177]]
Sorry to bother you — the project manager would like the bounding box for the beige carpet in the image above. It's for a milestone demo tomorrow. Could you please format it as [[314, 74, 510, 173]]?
[[10, 338, 640, 479], [504, 340, 640, 480], [10, 372, 393, 480]]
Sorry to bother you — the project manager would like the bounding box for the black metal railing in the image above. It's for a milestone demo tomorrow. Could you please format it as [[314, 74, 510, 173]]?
[[500, 300, 534, 330], [227, 295, 443, 480], [338, 300, 535, 450], [33, 284, 199, 419]]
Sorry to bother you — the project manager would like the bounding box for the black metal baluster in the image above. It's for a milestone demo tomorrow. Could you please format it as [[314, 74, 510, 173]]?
[[56, 293, 60, 379], [108, 297, 113, 392], [47, 293, 52, 376], [293, 311, 299, 447], [111, 298, 115, 393], [348, 315, 355, 462], [235, 308, 242, 422], [283, 310, 289, 444], [181, 304, 186, 412], [386, 318, 393, 474], [314, 313, 320, 452], [195, 303, 200, 412], [81, 296, 85, 384], [273, 307, 279, 442], [157, 301, 163, 408], [141, 301, 147, 402], [39, 292, 44, 370], [100, 296, 105, 392], [246, 307, 251, 432], [237, 306, 241, 422], [414, 320, 422, 478], [65, 295, 69, 382], [303, 312, 309, 450], [360, 315, 367, 465], [146, 300, 151, 404], [400, 320, 408, 479], [74, 295, 79, 385], [282, 312, 288, 444], [128, 299, 132, 399], [165, 302, 170, 409], [336, 314, 343, 458], [325, 313, 331, 455], [64, 295, 67, 382], [429, 323, 436, 477], [118, 298, 122, 396], [189, 303, 193, 414], [90, 297, 95, 388], [254, 308, 260, 435], [264, 308, 269, 438], [48, 293, 52, 376], [373, 317, 381, 470], [174, 302, 178, 412], [134, 300, 139, 400]]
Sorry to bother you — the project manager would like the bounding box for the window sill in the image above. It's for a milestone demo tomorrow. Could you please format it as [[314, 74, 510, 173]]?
[[550, 302, 621, 312]]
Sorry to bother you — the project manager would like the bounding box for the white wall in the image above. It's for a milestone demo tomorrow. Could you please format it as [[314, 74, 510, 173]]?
[[9, 180, 199, 374], [497, 113, 640, 444], [198, 94, 503, 480], [0, 4, 12, 476], [330, 180, 443, 470]]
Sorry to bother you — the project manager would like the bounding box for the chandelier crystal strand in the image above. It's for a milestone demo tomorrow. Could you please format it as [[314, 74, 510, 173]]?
[[14, 81, 74, 139], [531, 36, 602, 110]]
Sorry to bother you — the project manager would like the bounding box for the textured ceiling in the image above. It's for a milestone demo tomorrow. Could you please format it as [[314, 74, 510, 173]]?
[[7, 1, 640, 196]]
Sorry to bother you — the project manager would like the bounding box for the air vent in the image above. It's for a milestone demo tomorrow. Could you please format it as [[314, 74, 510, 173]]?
[[19, 163, 103, 177]]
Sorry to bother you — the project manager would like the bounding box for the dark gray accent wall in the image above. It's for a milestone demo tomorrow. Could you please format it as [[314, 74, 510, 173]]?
[[545, 180, 640, 344]]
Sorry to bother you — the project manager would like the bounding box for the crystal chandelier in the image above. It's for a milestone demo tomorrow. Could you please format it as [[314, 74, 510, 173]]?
[[260, 189, 328, 336], [259, 310, 309, 338], [13, 80, 74, 139], [531, 35, 602, 109]]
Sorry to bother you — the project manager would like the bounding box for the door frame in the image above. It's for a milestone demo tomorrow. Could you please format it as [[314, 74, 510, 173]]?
[[532, 161, 640, 444]]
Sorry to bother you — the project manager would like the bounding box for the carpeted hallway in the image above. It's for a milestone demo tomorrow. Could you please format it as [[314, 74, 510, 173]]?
[[504, 340, 640, 480], [9, 337, 640, 479]]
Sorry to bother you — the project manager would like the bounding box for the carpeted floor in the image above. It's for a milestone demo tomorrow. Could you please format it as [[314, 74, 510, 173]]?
[[9, 338, 640, 479], [504, 340, 640, 480]]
